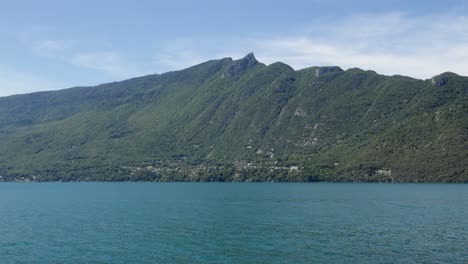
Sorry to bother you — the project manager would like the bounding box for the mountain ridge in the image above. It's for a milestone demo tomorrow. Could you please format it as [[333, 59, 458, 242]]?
[[0, 53, 466, 182], [1, 53, 461, 99]]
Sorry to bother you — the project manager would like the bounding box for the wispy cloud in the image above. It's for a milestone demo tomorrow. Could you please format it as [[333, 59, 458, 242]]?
[[0, 65, 66, 96], [151, 39, 229, 72], [31, 39, 67, 56], [155, 12, 468, 79], [3, 11, 467, 98], [19, 27, 70, 57], [155, 50, 207, 71], [18, 29, 144, 79], [71, 51, 140, 78]]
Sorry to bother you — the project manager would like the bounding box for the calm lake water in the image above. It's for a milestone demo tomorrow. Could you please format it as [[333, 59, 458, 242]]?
[[0, 183, 467, 263]]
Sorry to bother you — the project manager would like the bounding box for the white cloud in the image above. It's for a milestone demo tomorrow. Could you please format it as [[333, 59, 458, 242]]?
[[18, 28, 70, 58], [18, 29, 144, 79], [0, 65, 66, 96], [3, 11, 467, 98], [155, 50, 207, 71], [152, 40, 224, 72], [32, 39, 67, 56], [154, 12, 468, 79], [256, 13, 468, 78], [71, 51, 137, 78]]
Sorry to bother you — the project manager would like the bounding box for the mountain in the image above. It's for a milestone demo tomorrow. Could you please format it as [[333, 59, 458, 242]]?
[[0, 53, 466, 182]]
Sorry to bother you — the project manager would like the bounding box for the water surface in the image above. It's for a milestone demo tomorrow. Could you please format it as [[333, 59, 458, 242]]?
[[0, 183, 467, 263]]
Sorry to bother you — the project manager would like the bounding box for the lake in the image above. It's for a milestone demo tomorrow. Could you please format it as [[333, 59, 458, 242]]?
[[0, 183, 467, 263]]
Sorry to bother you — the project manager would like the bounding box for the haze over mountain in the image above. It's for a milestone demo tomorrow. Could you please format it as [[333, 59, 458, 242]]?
[[0, 54, 466, 182]]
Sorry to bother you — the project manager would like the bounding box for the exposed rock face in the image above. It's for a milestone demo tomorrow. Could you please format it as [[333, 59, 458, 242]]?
[[294, 108, 308, 117], [227, 52, 258, 78], [315, 66, 343, 77], [376, 169, 392, 176], [431, 72, 460, 87], [431, 73, 449, 87]]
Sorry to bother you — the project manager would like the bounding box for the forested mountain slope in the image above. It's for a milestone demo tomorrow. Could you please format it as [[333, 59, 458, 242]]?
[[0, 53, 466, 182]]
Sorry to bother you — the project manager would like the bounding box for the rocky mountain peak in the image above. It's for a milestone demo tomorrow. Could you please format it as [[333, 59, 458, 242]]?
[[226, 52, 259, 78], [242, 52, 257, 63]]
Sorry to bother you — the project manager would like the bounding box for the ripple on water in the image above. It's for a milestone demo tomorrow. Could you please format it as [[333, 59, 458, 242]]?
[[0, 182, 466, 263]]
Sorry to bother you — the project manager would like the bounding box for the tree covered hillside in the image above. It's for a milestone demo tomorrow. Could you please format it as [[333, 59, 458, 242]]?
[[0, 53, 466, 182]]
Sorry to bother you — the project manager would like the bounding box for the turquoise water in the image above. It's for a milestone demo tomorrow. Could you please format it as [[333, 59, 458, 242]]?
[[0, 183, 467, 263]]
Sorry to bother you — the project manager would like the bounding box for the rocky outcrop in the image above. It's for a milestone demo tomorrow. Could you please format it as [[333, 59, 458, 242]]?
[[431, 75, 449, 87], [315, 66, 343, 77], [431, 72, 458, 87], [226, 52, 258, 78]]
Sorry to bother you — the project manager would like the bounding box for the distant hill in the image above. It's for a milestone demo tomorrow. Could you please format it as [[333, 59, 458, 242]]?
[[0, 53, 466, 182]]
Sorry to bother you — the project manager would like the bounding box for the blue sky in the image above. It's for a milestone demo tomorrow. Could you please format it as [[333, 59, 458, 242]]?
[[0, 0, 467, 96]]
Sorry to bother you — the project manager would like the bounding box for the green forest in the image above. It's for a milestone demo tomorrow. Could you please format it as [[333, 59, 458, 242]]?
[[0, 53, 466, 182]]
